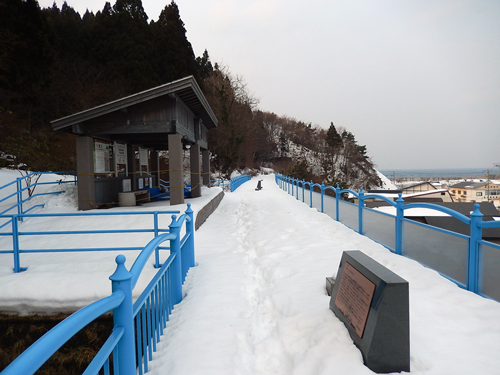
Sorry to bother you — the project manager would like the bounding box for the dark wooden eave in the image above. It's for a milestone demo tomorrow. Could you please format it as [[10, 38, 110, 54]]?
[[51, 75, 217, 132]]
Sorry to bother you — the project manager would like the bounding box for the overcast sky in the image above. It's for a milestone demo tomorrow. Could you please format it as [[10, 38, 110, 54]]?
[[38, 0, 500, 170]]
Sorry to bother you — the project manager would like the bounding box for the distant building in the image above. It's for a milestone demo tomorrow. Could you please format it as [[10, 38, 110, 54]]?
[[366, 182, 454, 204], [449, 181, 500, 208], [400, 182, 437, 194]]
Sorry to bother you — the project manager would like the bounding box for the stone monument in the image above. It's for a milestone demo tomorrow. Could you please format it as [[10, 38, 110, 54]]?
[[329, 250, 410, 373]]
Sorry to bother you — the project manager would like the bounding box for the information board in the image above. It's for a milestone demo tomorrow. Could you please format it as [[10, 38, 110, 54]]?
[[94, 142, 111, 173]]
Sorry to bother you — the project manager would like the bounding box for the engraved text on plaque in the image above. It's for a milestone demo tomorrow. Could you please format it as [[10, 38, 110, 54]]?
[[334, 262, 376, 337]]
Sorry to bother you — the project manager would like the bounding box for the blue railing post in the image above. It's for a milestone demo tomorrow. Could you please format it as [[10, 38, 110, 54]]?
[[321, 182, 325, 213], [335, 184, 340, 221], [12, 214, 27, 273], [109, 255, 136, 375], [16, 178, 24, 221], [295, 179, 299, 200], [302, 179, 305, 202], [395, 194, 404, 255], [154, 211, 160, 268], [358, 188, 364, 234], [468, 204, 483, 294], [185, 203, 195, 270], [168, 215, 183, 304], [309, 180, 313, 208]]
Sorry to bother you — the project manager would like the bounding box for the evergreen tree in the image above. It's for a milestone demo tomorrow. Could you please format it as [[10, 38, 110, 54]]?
[[0, 0, 54, 129], [196, 49, 214, 81], [152, 1, 200, 85], [325, 122, 343, 152], [91, 0, 157, 94]]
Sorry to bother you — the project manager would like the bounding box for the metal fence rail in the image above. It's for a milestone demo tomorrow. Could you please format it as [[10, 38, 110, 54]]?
[[276, 174, 500, 302], [230, 175, 251, 192], [1, 205, 194, 375], [0, 172, 77, 229], [0, 210, 180, 273]]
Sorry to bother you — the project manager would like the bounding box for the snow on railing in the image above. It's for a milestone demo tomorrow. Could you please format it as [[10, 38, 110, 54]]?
[[276, 174, 500, 303], [1, 204, 195, 375]]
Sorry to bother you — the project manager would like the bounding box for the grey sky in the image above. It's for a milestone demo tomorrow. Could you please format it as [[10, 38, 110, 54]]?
[[38, 0, 500, 170]]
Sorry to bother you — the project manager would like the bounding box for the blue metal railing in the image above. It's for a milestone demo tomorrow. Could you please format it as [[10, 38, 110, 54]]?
[[230, 175, 251, 192], [0, 172, 77, 229], [1, 204, 195, 375], [0, 210, 180, 273], [276, 174, 500, 302]]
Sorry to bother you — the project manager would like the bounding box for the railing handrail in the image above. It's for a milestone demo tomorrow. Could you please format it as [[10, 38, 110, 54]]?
[[130, 232, 175, 288], [230, 174, 251, 192], [1, 210, 179, 219], [0, 171, 77, 228], [1, 204, 195, 375], [276, 173, 500, 301], [400, 201, 471, 224], [1, 210, 181, 272]]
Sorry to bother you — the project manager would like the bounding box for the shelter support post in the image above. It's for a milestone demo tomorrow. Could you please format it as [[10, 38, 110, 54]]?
[[202, 149, 210, 186], [190, 143, 201, 198], [168, 134, 184, 205], [127, 145, 137, 191], [76, 136, 97, 210], [151, 150, 160, 187]]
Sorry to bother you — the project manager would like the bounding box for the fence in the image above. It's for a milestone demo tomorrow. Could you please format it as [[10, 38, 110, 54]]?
[[276, 174, 500, 302], [230, 175, 251, 192], [211, 179, 230, 191], [1, 204, 195, 375], [0, 171, 77, 229], [0, 210, 180, 273]]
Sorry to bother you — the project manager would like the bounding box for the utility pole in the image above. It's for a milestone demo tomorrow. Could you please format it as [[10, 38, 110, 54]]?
[[494, 163, 500, 179], [484, 169, 491, 202]]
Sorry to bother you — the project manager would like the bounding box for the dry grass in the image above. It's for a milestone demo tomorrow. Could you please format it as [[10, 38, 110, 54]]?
[[0, 313, 113, 374]]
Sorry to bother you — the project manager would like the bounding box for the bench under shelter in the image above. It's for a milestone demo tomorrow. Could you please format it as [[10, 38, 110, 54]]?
[[51, 76, 218, 210]]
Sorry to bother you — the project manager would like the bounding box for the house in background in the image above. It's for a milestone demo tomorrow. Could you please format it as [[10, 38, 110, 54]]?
[[366, 182, 454, 204], [450, 181, 500, 208], [400, 181, 437, 194]]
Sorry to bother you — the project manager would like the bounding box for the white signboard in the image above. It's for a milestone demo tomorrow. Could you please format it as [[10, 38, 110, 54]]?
[[94, 142, 111, 173], [115, 143, 127, 165], [139, 148, 148, 167]]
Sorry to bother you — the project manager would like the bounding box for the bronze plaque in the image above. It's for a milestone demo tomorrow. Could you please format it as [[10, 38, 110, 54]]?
[[334, 262, 376, 338]]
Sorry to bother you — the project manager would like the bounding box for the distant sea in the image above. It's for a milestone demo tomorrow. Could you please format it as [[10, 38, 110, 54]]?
[[379, 168, 497, 180]]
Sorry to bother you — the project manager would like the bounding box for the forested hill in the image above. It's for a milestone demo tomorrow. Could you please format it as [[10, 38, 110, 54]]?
[[0, 0, 381, 190]]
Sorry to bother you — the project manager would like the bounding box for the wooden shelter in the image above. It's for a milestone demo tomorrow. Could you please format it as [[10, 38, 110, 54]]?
[[51, 76, 218, 210]]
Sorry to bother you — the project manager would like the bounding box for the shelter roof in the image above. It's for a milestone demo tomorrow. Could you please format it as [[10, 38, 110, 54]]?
[[51, 76, 217, 132]]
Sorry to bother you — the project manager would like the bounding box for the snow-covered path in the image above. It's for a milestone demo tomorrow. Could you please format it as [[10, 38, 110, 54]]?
[[147, 174, 500, 375]]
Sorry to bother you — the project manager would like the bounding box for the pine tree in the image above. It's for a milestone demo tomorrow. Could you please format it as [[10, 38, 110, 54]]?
[[325, 122, 343, 152], [152, 1, 201, 85], [0, 0, 54, 129], [196, 49, 214, 81], [91, 0, 157, 94]]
